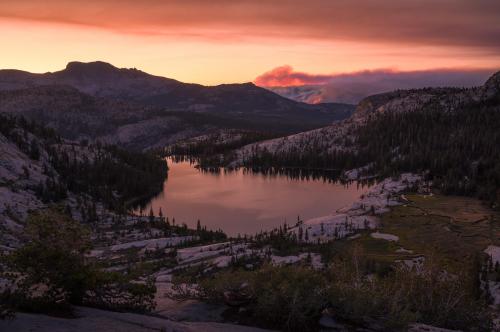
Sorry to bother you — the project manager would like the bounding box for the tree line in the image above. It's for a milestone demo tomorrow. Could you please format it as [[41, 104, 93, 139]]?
[[243, 95, 500, 206], [0, 113, 168, 213]]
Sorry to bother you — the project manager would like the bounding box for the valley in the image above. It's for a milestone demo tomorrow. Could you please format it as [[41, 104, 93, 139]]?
[[1, 63, 500, 332]]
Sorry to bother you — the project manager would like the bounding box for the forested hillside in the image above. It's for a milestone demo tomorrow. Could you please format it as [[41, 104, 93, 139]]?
[[0, 113, 168, 247], [234, 72, 500, 206]]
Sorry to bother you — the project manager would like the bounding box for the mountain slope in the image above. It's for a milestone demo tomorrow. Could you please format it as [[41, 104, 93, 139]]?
[[0, 113, 169, 250], [232, 71, 500, 204], [237, 71, 500, 157], [0, 85, 217, 150], [0, 62, 355, 134]]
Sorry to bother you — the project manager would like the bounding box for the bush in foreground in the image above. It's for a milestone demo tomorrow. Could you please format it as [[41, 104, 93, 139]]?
[[172, 249, 492, 331], [174, 264, 327, 331], [1, 208, 156, 316]]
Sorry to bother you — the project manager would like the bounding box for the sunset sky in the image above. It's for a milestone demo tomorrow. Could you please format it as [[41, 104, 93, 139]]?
[[1, 0, 499, 86]]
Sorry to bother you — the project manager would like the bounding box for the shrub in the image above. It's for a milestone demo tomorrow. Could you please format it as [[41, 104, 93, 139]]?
[[1, 208, 156, 316], [172, 248, 492, 331], [173, 264, 328, 331], [326, 251, 492, 331], [0, 291, 14, 320]]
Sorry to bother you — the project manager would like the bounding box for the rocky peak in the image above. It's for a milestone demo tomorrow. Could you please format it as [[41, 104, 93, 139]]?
[[58, 61, 125, 81], [64, 61, 118, 73]]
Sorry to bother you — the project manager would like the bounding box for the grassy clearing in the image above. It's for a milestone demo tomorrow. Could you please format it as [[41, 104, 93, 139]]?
[[321, 194, 500, 272], [377, 194, 500, 271], [328, 233, 409, 260]]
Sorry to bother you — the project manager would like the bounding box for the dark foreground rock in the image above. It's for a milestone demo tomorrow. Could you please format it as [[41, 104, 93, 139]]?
[[0, 306, 273, 332]]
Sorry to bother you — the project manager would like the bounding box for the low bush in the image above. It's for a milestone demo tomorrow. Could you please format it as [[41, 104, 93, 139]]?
[[1, 208, 156, 316], [174, 264, 328, 331], [326, 249, 491, 331], [172, 247, 492, 331]]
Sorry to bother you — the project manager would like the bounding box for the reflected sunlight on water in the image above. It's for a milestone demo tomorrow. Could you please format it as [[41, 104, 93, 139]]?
[[136, 158, 370, 236]]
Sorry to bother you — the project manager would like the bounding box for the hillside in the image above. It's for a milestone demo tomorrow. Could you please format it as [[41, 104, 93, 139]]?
[[231, 71, 500, 204], [0, 114, 168, 250], [0, 85, 221, 150], [0, 62, 355, 143]]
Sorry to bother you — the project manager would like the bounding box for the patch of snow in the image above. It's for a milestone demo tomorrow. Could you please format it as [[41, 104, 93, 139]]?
[[371, 232, 399, 242]]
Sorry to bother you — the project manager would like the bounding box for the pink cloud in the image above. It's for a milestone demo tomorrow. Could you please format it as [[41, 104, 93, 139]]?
[[257, 66, 497, 103], [254, 65, 335, 87]]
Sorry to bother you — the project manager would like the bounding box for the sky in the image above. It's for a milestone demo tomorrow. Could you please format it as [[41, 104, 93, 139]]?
[[1, 0, 499, 86]]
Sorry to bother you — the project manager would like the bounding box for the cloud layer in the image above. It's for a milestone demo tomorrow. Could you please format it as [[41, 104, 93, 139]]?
[[1, 0, 499, 50], [255, 66, 334, 87], [259, 66, 496, 104]]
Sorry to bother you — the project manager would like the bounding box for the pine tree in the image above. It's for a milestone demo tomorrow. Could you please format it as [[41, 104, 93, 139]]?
[[158, 207, 164, 221], [29, 139, 40, 160], [148, 207, 155, 223]]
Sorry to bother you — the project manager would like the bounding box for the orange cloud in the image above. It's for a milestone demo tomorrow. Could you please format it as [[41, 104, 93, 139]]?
[[0, 0, 499, 50], [254, 66, 335, 87]]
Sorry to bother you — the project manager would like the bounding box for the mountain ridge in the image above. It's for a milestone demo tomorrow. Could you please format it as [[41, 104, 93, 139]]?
[[0, 61, 355, 148], [0, 61, 352, 110]]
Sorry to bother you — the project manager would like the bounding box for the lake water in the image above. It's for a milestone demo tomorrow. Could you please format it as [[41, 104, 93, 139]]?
[[137, 158, 370, 236]]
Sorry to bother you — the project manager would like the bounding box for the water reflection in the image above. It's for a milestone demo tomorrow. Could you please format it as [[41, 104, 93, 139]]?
[[136, 157, 371, 236]]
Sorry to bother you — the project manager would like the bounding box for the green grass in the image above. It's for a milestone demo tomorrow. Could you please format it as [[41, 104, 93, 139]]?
[[378, 194, 500, 271], [316, 231, 415, 269], [318, 194, 500, 272]]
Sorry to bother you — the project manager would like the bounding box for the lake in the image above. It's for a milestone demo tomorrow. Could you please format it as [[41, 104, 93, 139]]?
[[137, 158, 370, 236]]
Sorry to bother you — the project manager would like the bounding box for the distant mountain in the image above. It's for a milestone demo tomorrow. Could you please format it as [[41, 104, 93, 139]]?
[[266, 85, 325, 104], [0, 62, 355, 140], [268, 84, 372, 105], [0, 61, 183, 99]]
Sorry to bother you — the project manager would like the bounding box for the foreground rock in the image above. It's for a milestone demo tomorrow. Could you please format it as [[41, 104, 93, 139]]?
[[0, 306, 272, 332]]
